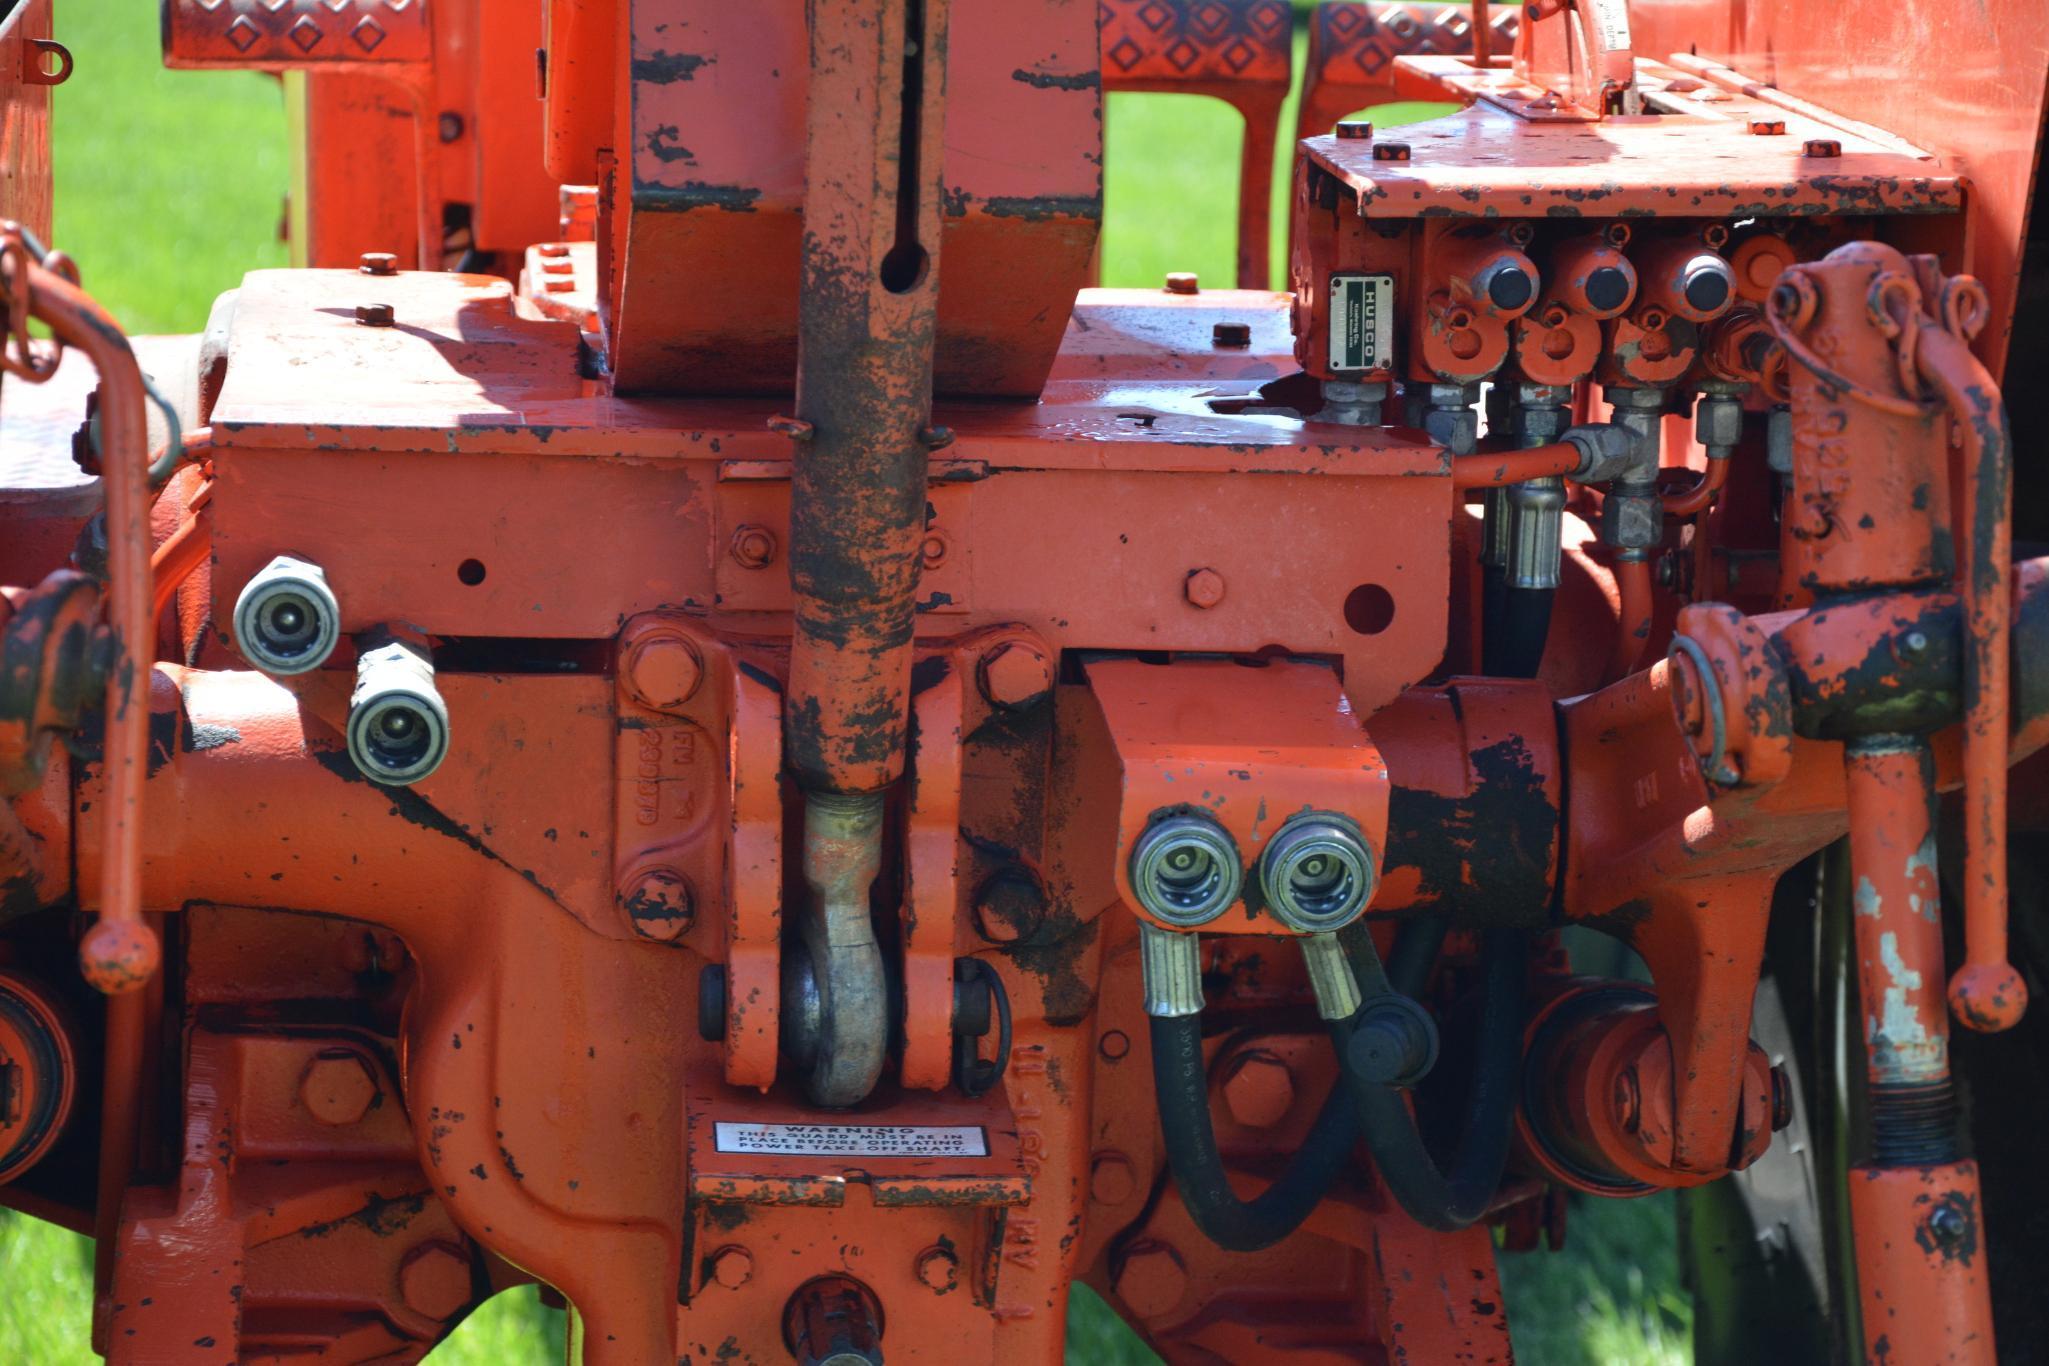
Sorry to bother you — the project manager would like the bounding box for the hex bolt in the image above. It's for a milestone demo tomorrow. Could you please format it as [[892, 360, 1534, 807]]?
[[621, 866, 694, 943], [358, 252, 398, 277], [1927, 1201, 1970, 1250], [355, 302, 395, 328], [1897, 629, 1931, 664], [299, 1049, 379, 1127], [538, 243, 570, 259], [620, 630, 704, 713], [346, 633, 450, 786], [914, 1245, 959, 1293], [710, 1245, 754, 1290], [1113, 1241, 1188, 1319], [1090, 1151, 1137, 1206], [976, 640, 1053, 710], [974, 868, 1047, 944], [1164, 271, 1199, 295], [398, 1242, 473, 1321], [729, 524, 778, 570], [1335, 119, 1373, 140], [1221, 1049, 1295, 1129], [1212, 321, 1251, 348], [1802, 138, 1842, 158], [1183, 568, 1226, 609], [1748, 118, 1787, 135], [234, 554, 342, 676], [1372, 142, 1411, 162]]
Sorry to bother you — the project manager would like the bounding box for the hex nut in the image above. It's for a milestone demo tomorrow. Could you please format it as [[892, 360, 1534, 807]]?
[[621, 631, 704, 713], [1602, 493, 1664, 550], [300, 1049, 379, 1127], [621, 866, 694, 943], [1221, 1049, 1295, 1129], [355, 302, 395, 328], [1164, 272, 1199, 295], [1090, 1151, 1137, 1206], [358, 252, 398, 277], [729, 524, 778, 570], [1212, 321, 1252, 348], [1113, 1241, 1188, 1319], [399, 1242, 473, 1321], [711, 1245, 753, 1289], [1422, 404, 1479, 456], [1184, 568, 1226, 610], [974, 869, 1047, 944], [915, 1245, 959, 1293], [1335, 119, 1373, 140], [977, 641, 1054, 710]]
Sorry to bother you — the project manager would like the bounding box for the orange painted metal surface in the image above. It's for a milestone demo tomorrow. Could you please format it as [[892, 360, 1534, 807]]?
[[4, 0, 2049, 1359]]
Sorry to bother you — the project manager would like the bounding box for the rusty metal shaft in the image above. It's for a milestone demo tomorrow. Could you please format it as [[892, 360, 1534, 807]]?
[[785, 0, 950, 799]]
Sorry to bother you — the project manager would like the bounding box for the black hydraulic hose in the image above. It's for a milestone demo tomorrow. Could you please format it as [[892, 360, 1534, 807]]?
[[1148, 1011, 1361, 1251], [1341, 929, 1527, 1231], [1483, 586, 1555, 679]]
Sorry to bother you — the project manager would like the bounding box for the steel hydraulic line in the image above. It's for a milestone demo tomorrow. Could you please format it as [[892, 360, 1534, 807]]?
[[1451, 441, 1583, 488], [1917, 321, 2024, 1030], [150, 476, 214, 623], [10, 252, 159, 1339], [1610, 554, 1654, 680]]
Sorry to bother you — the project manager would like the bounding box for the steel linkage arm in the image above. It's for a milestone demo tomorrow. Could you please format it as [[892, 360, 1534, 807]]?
[[780, 0, 951, 1107]]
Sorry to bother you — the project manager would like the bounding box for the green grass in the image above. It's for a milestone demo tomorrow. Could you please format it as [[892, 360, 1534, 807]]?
[[18, 3, 1688, 1362]]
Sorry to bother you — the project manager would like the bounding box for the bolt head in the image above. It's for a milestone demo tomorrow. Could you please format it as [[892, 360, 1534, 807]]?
[[1748, 118, 1787, 135], [1802, 138, 1842, 159], [710, 1245, 754, 1289], [358, 252, 397, 277], [1090, 1151, 1137, 1206], [621, 866, 694, 943], [921, 531, 949, 569], [1926, 1202, 1970, 1248], [1113, 1241, 1188, 1319], [977, 641, 1053, 710], [974, 869, 1048, 944], [1212, 321, 1252, 348], [729, 524, 778, 570], [914, 1245, 959, 1293], [354, 302, 395, 328], [300, 1049, 379, 1126], [1221, 1049, 1295, 1129], [1372, 141, 1412, 162], [1164, 272, 1200, 296], [1184, 568, 1226, 610], [622, 632, 704, 712], [399, 1242, 472, 1321], [1335, 119, 1373, 140]]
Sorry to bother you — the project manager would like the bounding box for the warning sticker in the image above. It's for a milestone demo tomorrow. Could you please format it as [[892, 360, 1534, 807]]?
[[713, 1122, 990, 1158], [1328, 273, 1394, 373]]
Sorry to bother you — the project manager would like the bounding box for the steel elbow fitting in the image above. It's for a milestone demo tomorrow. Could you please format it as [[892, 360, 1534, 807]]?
[[1258, 813, 1378, 933], [1129, 813, 1244, 928], [234, 554, 341, 676], [346, 633, 449, 785]]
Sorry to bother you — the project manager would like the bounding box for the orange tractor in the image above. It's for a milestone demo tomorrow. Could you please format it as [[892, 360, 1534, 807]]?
[[3, 0, 2049, 1360]]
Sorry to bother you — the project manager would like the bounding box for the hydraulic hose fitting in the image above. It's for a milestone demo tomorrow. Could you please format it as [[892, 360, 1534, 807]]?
[[1129, 813, 1244, 928], [1637, 236, 1738, 323], [1259, 813, 1378, 933], [1139, 923, 1204, 1018], [1320, 378, 1388, 427], [346, 631, 449, 785], [233, 554, 341, 675], [1299, 932, 1363, 1021]]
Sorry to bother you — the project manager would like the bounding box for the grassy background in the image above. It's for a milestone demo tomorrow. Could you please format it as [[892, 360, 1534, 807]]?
[[12, 2, 1689, 1362]]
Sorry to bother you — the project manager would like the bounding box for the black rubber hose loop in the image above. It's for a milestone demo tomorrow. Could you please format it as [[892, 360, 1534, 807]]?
[[1341, 929, 1527, 1232]]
